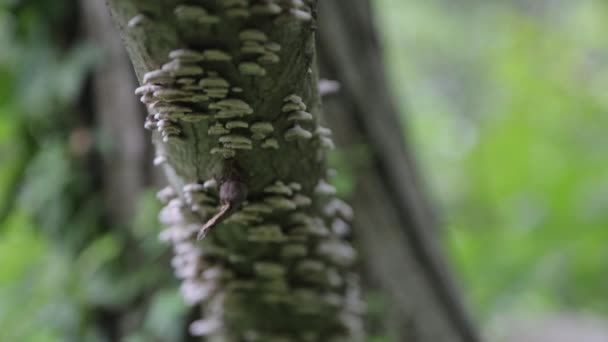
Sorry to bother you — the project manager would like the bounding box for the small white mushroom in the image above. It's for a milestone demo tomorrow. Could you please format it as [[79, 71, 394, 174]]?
[[210, 99, 253, 118], [222, 142, 253, 150], [295, 260, 326, 277], [150, 102, 192, 112], [174, 4, 208, 18], [314, 179, 337, 196], [261, 138, 279, 149], [140, 93, 156, 104], [265, 42, 282, 52], [181, 84, 204, 91], [319, 79, 341, 96], [250, 3, 282, 15], [264, 181, 293, 196], [127, 14, 147, 28], [208, 123, 230, 135], [250, 122, 274, 139], [176, 78, 197, 86], [156, 119, 176, 129], [238, 62, 266, 76], [156, 186, 176, 204], [144, 118, 157, 130], [284, 125, 312, 141], [239, 29, 268, 42], [155, 111, 186, 121], [283, 94, 302, 103], [219, 134, 252, 146], [293, 194, 312, 207], [241, 41, 267, 55], [189, 318, 222, 336], [316, 126, 332, 136], [258, 52, 280, 64], [143, 69, 174, 84], [180, 112, 210, 123], [153, 88, 197, 100], [211, 147, 236, 158], [200, 76, 229, 88], [169, 49, 205, 62], [264, 196, 297, 210], [210, 98, 253, 111], [162, 60, 204, 76], [183, 183, 205, 193], [215, 110, 247, 119], [203, 179, 218, 190], [225, 120, 249, 129], [317, 240, 357, 267], [324, 198, 354, 220], [287, 111, 313, 122], [153, 155, 167, 166], [251, 121, 274, 134], [282, 101, 306, 112], [174, 5, 220, 24], [290, 8, 312, 21], [242, 202, 274, 214], [203, 49, 233, 61], [319, 136, 335, 150], [288, 182, 302, 191], [204, 89, 229, 99], [134, 84, 161, 95], [332, 218, 351, 237]]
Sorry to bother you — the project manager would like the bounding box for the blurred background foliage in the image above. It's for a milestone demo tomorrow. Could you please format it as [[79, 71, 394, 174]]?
[[0, 1, 190, 341], [1, 0, 607, 340], [375, 0, 608, 327]]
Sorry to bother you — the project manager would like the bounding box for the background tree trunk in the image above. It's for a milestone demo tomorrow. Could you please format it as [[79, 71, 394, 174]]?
[[317, 1, 480, 341]]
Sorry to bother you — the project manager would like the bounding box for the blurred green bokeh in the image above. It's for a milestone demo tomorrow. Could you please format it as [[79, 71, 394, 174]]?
[[375, 0, 608, 322], [1, 0, 607, 340]]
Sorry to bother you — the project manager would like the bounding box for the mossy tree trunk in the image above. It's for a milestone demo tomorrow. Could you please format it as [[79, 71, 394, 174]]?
[[102, 0, 480, 341], [105, 1, 363, 341]]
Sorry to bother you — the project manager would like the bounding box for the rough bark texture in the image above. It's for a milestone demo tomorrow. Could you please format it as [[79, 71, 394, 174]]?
[[105, 1, 363, 341], [317, 1, 481, 342]]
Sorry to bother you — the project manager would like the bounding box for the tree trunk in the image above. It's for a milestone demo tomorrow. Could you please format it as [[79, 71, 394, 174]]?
[[101, 0, 480, 341], [105, 1, 364, 341], [317, 1, 480, 342]]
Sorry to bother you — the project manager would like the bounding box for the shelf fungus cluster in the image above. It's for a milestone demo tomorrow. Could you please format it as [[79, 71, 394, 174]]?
[[238, 29, 281, 77], [282, 94, 316, 142], [154, 175, 363, 340], [136, 47, 240, 141], [217, 0, 313, 22]]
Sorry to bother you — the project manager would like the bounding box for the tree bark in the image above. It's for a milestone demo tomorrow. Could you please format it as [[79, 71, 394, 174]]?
[[105, 1, 363, 341], [317, 1, 481, 342]]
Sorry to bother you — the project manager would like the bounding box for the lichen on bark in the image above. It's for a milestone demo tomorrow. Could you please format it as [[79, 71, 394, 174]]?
[[105, 0, 364, 340]]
